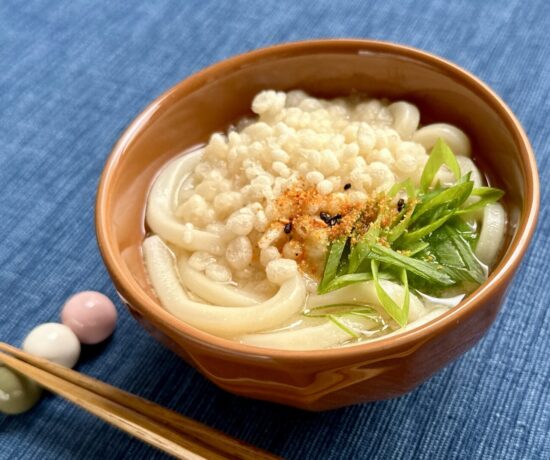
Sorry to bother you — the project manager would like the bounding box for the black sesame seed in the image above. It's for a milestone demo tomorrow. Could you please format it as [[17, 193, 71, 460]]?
[[344, 183, 352, 190], [328, 214, 342, 227], [319, 212, 331, 223], [284, 222, 292, 234], [397, 198, 406, 212]]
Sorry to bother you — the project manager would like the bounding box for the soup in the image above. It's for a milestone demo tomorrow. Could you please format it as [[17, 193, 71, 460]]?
[[141, 90, 506, 350]]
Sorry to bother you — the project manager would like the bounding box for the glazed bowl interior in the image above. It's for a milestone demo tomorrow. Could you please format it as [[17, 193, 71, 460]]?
[[96, 40, 538, 360]]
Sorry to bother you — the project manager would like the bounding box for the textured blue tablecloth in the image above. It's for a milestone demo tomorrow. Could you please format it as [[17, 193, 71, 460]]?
[[1, 1, 549, 459]]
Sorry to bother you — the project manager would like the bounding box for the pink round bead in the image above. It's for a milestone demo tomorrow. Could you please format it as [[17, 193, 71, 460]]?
[[61, 291, 117, 344]]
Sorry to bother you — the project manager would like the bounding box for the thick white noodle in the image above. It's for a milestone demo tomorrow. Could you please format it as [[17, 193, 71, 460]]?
[[412, 123, 471, 157], [379, 307, 448, 340], [458, 156, 485, 220], [388, 101, 420, 139], [475, 202, 506, 266], [177, 255, 262, 307], [143, 103, 491, 349], [240, 280, 427, 350], [308, 281, 427, 321], [142, 236, 306, 337], [457, 156, 484, 187], [240, 318, 376, 350], [146, 150, 225, 255], [437, 155, 484, 187]]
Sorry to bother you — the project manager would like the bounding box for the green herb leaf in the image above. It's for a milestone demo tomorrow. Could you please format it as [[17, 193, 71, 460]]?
[[398, 211, 456, 245], [348, 224, 379, 273], [424, 232, 463, 268], [327, 315, 360, 338], [371, 260, 409, 326], [389, 178, 416, 198], [323, 271, 395, 293], [420, 138, 461, 192], [369, 243, 455, 286], [471, 186, 504, 198], [304, 303, 380, 318], [388, 200, 417, 242], [442, 216, 479, 249], [347, 310, 385, 320], [399, 240, 430, 256], [456, 186, 505, 215], [303, 303, 385, 338], [318, 237, 348, 293], [323, 273, 374, 292], [441, 225, 486, 283], [448, 215, 479, 247], [314, 137, 501, 328], [425, 221, 486, 284], [411, 181, 473, 225], [336, 238, 351, 276]]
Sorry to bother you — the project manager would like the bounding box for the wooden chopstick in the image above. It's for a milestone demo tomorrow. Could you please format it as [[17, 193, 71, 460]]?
[[0, 343, 279, 460], [0, 349, 214, 459]]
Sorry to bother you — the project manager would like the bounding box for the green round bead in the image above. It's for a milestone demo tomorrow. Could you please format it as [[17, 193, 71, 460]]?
[[0, 366, 42, 415]]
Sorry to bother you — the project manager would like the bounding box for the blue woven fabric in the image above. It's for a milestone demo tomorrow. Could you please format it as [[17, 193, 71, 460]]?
[[1, 1, 549, 458]]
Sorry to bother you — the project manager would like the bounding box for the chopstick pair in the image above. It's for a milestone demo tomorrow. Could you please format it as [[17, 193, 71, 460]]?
[[0, 343, 279, 460]]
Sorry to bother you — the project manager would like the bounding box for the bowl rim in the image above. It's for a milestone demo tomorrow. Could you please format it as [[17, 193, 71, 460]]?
[[96, 38, 540, 362]]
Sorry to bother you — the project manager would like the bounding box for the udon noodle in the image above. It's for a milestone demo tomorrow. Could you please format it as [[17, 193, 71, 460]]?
[[142, 90, 506, 350]]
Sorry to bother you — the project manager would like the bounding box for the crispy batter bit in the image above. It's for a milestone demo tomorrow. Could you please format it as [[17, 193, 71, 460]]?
[[268, 180, 402, 278]]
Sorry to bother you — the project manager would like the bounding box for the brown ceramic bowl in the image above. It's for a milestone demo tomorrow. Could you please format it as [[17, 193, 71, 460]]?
[[96, 39, 539, 410]]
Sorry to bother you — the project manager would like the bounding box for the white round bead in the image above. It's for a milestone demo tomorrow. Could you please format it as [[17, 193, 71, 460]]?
[[23, 323, 80, 368]]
